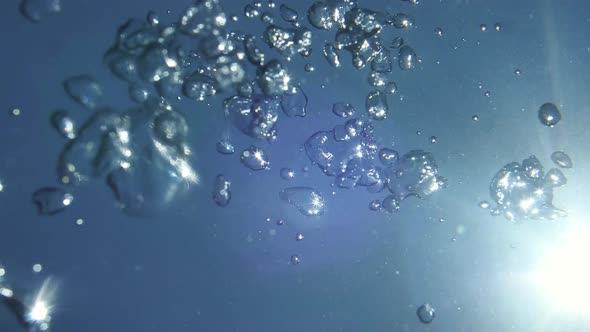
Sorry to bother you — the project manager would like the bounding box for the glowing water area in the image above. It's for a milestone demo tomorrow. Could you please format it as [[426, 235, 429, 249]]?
[[1, 0, 590, 332]]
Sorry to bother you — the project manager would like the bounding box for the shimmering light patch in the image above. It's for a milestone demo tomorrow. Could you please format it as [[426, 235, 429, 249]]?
[[26, 277, 59, 331], [0, 288, 13, 298], [534, 224, 590, 313]]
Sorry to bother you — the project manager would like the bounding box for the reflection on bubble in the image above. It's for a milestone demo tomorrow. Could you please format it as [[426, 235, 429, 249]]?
[[366, 90, 388, 120], [332, 102, 355, 117], [386, 150, 447, 201], [216, 140, 235, 155], [280, 168, 295, 180], [281, 87, 308, 117], [382, 195, 400, 213], [279, 187, 325, 216]]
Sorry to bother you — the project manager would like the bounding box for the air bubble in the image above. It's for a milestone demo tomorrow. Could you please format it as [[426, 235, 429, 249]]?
[[279, 187, 325, 216], [216, 140, 235, 155], [20, 0, 61, 22], [382, 195, 400, 213], [32, 264, 43, 273], [279, 4, 298, 22], [398, 46, 416, 71], [550, 151, 572, 168], [295, 233, 304, 241], [480, 24, 487, 32], [434, 27, 443, 37], [538, 102, 561, 127], [63, 75, 103, 109], [379, 148, 399, 166], [213, 174, 232, 206], [50, 111, 76, 140], [290, 254, 300, 265], [332, 102, 355, 117], [241, 146, 270, 171], [366, 90, 388, 120], [369, 200, 381, 211], [280, 168, 295, 180], [545, 168, 567, 187], [417, 303, 435, 324], [32, 187, 74, 216]]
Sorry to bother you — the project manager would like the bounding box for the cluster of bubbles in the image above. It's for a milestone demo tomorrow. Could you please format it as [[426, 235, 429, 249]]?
[[306, 0, 419, 120], [484, 155, 570, 221], [303, 117, 447, 214]]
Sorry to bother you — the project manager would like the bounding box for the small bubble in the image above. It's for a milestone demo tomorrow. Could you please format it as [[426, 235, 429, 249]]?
[[244, 4, 259, 18], [429, 136, 438, 144], [515, 69, 521, 75], [484, 91, 491, 97], [276, 219, 285, 226], [384, 82, 397, 95], [494, 23, 502, 31], [304, 63, 315, 72], [439, 218, 445, 223], [241, 146, 270, 171], [472, 115, 479, 121], [146, 10, 159, 26], [479, 201, 490, 209], [416, 131, 422, 136], [332, 102, 355, 117], [434, 27, 443, 37], [390, 36, 404, 49], [538, 103, 561, 127], [295, 233, 304, 241], [253, 1, 262, 8], [280, 168, 296, 180], [10, 108, 21, 116], [290, 255, 300, 265], [417, 303, 436, 324], [75, 218, 84, 225], [480, 24, 487, 32], [550, 151, 573, 168], [32, 187, 74, 215], [32, 264, 43, 273], [369, 200, 381, 211]]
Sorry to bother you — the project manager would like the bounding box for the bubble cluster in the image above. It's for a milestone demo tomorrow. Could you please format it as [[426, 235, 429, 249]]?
[[305, 119, 445, 210], [488, 156, 567, 221]]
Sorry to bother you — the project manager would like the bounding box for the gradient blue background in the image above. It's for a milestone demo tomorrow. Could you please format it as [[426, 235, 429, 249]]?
[[1, 0, 589, 331]]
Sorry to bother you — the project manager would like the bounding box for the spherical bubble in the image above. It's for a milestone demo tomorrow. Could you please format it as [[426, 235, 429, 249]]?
[[480, 24, 487, 32], [332, 102, 355, 117], [550, 151, 572, 168], [32, 264, 43, 273], [279, 187, 325, 216], [434, 27, 443, 37], [129, 84, 151, 103], [494, 23, 502, 31], [369, 199, 381, 211], [384, 82, 398, 95], [244, 4, 260, 18], [213, 174, 232, 207], [515, 69, 521, 75], [295, 233, 304, 241], [280, 168, 296, 180], [307, 2, 336, 30], [366, 90, 388, 120], [398, 46, 416, 71], [379, 148, 399, 166], [472, 115, 479, 121], [479, 201, 490, 209], [382, 195, 400, 213], [146, 10, 159, 26], [484, 91, 491, 97], [304, 63, 315, 72], [290, 254, 301, 265], [538, 102, 561, 127], [241, 146, 270, 171], [429, 136, 437, 144], [32, 187, 74, 216], [417, 303, 435, 324], [393, 13, 414, 29]]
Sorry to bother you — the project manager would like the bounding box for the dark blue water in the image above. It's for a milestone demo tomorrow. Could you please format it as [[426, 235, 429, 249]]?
[[1, 0, 589, 331]]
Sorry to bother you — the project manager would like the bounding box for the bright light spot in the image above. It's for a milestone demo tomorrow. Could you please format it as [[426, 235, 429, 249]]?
[[33, 264, 43, 273], [534, 223, 590, 313], [62, 193, 73, 206], [29, 301, 49, 321], [0, 288, 14, 298], [0, 266, 5, 277]]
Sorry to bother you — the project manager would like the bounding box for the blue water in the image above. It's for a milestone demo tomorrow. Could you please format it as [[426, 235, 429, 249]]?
[[1, 0, 590, 331]]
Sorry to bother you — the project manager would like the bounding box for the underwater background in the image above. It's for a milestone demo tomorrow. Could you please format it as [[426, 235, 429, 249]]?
[[1, 0, 590, 331]]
